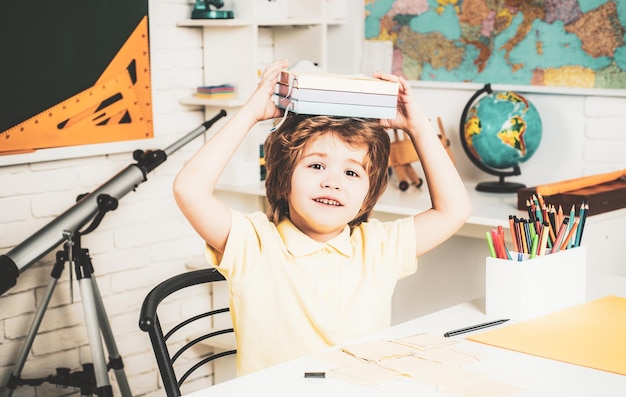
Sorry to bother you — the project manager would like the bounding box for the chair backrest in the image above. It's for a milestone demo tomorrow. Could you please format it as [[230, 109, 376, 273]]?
[[139, 268, 236, 396]]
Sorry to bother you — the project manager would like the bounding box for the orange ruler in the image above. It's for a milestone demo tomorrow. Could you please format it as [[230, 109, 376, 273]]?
[[0, 16, 153, 155]]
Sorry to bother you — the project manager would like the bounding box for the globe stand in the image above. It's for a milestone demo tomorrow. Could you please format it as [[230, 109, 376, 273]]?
[[476, 172, 526, 193], [460, 83, 527, 194]]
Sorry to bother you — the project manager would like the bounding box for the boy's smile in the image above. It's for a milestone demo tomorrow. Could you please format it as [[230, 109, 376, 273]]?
[[288, 132, 370, 242], [313, 197, 342, 206]]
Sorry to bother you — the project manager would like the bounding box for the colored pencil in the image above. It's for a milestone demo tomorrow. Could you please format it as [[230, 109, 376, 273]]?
[[575, 202, 588, 247], [539, 222, 550, 255], [567, 204, 576, 248], [486, 231, 496, 258], [519, 220, 528, 254], [492, 229, 503, 259], [551, 217, 569, 254], [548, 205, 557, 241], [509, 215, 519, 252], [560, 218, 579, 251], [530, 234, 539, 259]]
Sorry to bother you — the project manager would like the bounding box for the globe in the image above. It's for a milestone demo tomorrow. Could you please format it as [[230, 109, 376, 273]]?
[[460, 84, 542, 193]]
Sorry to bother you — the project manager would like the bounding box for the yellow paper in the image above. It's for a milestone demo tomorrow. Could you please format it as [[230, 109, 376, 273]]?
[[341, 340, 415, 362], [393, 332, 458, 350], [327, 362, 401, 385], [468, 295, 626, 375]]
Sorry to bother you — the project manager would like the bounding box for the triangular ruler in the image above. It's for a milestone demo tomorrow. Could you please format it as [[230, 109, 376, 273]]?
[[0, 16, 153, 155]]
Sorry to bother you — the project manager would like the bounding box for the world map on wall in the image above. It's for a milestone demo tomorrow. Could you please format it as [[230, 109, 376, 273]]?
[[364, 0, 626, 89]]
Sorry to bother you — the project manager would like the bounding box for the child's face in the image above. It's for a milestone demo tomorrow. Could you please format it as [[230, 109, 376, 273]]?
[[288, 133, 370, 242]]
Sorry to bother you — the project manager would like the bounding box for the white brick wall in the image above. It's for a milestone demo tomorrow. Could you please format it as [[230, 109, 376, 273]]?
[[582, 96, 626, 174], [0, 1, 212, 395], [2, 1, 626, 396]]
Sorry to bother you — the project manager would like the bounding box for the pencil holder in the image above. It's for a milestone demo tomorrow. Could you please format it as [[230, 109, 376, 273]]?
[[485, 246, 586, 320]]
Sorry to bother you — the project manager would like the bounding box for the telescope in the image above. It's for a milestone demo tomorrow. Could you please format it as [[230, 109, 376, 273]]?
[[0, 110, 226, 296]]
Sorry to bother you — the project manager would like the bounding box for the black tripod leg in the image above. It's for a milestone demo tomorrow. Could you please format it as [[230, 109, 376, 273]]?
[[4, 252, 66, 397]]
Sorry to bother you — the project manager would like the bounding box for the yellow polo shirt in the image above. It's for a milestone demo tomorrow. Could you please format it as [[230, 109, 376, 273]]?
[[206, 210, 417, 376]]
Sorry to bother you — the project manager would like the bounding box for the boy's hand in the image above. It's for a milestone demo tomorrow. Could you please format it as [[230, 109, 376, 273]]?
[[242, 59, 289, 123], [373, 72, 428, 133]]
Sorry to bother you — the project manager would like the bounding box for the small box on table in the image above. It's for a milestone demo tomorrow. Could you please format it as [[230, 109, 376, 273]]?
[[517, 179, 626, 216], [485, 246, 586, 321]]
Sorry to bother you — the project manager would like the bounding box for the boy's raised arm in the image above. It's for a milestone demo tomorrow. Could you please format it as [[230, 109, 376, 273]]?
[[375, 73, 472, 256], [173, 60, 288, 253]]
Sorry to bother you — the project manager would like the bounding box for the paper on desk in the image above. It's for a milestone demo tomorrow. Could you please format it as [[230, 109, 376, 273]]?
[[413, 347, 481, 367], [313, 348, 365, 367], [380, 355, 482, 386], [447, 376, 524, 397], [316, 334, 524, 396], [327, 362, 402, 385], [341, 339, 415, 362], [468, 295, 626, 376], [393, 332, 458, 350]]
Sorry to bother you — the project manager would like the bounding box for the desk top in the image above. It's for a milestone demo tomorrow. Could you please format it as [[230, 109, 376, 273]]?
[[183, 276, 626, 397]]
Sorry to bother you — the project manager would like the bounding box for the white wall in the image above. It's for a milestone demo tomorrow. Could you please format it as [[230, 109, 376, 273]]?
[[0, 1, 210, 396], [1, 1, 626, 396]]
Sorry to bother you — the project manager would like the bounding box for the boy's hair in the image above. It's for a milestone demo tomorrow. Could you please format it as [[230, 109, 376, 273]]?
[[264, 114, 390, 228]]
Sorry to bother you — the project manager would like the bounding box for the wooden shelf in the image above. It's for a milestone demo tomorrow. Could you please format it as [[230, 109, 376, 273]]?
[[212, 181, 527, 237], [179, 96, 247, 108], [177, 18, 254, 27], [177, 17, 345, 29]]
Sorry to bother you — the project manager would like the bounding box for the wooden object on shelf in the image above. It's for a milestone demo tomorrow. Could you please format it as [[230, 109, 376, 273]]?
[[389, 130, 422, 191], [388, 120, 455, 191], [517, 178, 626, 216], [535, 169, 626, 196], [437, 117, 455, 164]]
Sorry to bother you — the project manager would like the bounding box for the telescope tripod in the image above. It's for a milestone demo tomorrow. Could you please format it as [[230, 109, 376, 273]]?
[[4, 194, 131, 397]]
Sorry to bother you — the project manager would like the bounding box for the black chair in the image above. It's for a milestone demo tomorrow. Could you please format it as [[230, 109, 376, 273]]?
[[139, 268, 236, 396]]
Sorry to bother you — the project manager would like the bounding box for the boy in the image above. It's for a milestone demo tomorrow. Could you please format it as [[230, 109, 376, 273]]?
[[173, 60, 471, 375]]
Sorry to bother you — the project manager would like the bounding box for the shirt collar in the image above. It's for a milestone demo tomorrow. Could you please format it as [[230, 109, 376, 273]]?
[[277, 219, 353, 258]]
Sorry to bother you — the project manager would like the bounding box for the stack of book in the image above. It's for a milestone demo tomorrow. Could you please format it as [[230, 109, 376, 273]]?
[[195, 84, 235, 99], [273, 71, 399, 119]]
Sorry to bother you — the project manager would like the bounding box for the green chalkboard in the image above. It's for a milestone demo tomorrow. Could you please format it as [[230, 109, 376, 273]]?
[[0, 0, 152, 154]]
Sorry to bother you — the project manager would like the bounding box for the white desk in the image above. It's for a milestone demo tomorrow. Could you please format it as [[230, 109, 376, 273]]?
[[183, 275, 626, 397]]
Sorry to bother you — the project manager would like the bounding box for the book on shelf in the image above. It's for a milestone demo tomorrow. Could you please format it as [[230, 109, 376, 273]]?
[[275, 82, 398, 107], [195, 83, 235, 99], [278, 70, 399, 96], [194, 92, 236, 99], [273, 95, 397, 119]]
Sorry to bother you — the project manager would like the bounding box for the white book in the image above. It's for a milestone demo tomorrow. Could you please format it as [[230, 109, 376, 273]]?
[[275, 82, 398, 107], [273, 95, 397, 119], [278, 70, 400, 96]]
